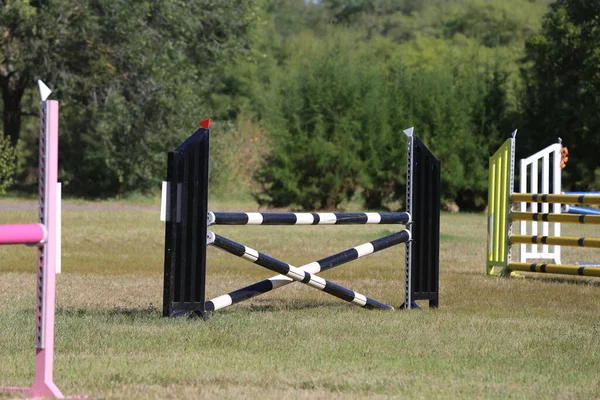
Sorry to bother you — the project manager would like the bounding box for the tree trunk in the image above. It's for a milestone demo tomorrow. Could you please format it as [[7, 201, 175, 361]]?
[[0, 71, 28, 147]]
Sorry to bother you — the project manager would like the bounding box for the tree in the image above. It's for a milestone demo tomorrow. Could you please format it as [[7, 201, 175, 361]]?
[[254, 29, 510, 210], [254, 31, 367, 210], [0, 1, 72, 147], [0, 133, 16, 194], [1, 0, 258, 196], [520, 0, 600, 190]]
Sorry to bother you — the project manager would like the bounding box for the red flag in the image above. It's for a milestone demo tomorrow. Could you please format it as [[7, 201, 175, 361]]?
[[199, 118, 211, 129]]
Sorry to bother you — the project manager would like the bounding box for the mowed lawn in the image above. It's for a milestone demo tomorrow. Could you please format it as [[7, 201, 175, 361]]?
[[1, 200, 599, 399]]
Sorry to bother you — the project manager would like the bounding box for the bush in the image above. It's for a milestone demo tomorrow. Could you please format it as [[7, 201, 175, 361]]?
[[255, 30, 510, 210], [254, 31, 371, 210], [0, 135, 16, 195]]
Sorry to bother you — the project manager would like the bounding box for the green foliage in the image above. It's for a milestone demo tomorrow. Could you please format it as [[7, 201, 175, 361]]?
[[2, 0, 258, 197], [255, 29, 510, 210], [319, 0, 551, 49], [520, 0, 600, 190], [255, 31, 367, 210], [400, 64, 503, 209], [247, 0, 550, 210], [59, 0, 259, 197], [1, 0, 557, 206], [0, 134, 16, 194]]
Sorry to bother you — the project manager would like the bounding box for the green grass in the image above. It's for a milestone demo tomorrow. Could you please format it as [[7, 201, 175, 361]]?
[[1, 202, 599, 399]]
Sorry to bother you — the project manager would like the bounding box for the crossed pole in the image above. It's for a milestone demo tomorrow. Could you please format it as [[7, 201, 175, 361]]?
[[204, 224, 412, 311]]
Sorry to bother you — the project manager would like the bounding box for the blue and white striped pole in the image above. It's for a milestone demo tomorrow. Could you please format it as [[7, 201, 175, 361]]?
[[208, 211, 411, 226], [205, 230, 411, 311], [208, 232, 399, 310]]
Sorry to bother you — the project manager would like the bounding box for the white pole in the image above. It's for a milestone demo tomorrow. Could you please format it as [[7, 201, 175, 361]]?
[[519, 159, 527, 262], [56, 182, 61, 274]]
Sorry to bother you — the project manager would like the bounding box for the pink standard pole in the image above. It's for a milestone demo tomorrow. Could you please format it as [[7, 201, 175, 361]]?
[[0, 82, 64, 399], [0, 224, 46, 245], [28, 97, 64, 399]]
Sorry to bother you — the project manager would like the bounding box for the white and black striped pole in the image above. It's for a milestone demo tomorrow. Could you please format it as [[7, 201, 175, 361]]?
[[206, 229, 411, 311], [208, 232, 395, 310], [208, 211, 411, 226]]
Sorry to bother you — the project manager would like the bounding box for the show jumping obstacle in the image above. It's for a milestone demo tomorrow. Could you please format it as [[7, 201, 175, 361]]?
[[0, 81, 64, 398], [486, 132, 600, 278], [513, 136, 600, 267], [161, 124, 441, 318]]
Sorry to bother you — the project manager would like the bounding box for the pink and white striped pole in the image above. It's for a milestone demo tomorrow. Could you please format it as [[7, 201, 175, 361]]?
[[0, 80, 64, 399]]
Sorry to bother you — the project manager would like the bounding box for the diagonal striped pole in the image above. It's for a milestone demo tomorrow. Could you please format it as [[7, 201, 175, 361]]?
[[208, 211, 410, 226], [206, 230, 411, 311], [208, 232, 394, 310]]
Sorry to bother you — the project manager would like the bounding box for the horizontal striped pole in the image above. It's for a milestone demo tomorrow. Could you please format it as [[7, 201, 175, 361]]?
[[0, 224, 46, 245], [510, 234, 600, 248], [206, 230, 411, 311], [208, 211, 411, 226], [508, 262, 600, 277], [510, 211, 600, 225], [511, 193, 600, 205], [209, 232, 394, 310]]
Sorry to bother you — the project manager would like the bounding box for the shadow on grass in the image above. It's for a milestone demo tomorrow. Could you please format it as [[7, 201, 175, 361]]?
[[17, 299, 392, 322], [470, 273, 600, 287], [54, 305, 161, 321], [248, 300, 336, 312], [455, 269, 600, 286], [213, 298, 352, 315], [523, 275, 600, 287]]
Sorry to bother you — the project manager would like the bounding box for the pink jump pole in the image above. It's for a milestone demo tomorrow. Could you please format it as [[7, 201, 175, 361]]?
[[0, 80, 64, 399], [0, 224, 46, 245]]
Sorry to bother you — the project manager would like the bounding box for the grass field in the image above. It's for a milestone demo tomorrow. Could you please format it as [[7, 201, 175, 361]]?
[[1, 199, 599, 399]]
